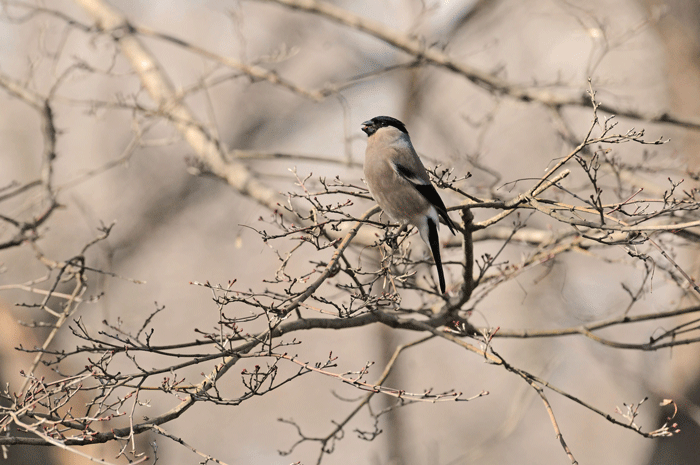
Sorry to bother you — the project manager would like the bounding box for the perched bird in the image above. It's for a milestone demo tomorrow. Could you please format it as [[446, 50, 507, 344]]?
[[361, 116, 456, 294]]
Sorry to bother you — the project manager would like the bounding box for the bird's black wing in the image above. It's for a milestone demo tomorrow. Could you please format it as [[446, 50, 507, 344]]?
[[394, 162, 457, 234]]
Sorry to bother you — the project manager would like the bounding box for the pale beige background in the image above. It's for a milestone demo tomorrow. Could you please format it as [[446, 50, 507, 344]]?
[[1, 0, 699, 464]]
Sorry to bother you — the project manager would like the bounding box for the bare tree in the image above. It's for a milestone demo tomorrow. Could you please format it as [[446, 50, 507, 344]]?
[[1, 0, 699, 464]]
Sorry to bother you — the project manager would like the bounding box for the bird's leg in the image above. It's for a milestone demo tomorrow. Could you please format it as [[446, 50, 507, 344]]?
[[384, 224, 408, 249]]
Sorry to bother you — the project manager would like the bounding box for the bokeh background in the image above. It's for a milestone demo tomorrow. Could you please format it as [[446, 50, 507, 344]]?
[[1, 0, 700, 464]]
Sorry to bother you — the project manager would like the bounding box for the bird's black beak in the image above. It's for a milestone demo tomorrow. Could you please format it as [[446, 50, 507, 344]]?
[[361, 120, 373, 136]]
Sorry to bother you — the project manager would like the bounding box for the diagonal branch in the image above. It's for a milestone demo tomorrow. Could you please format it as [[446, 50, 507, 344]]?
[[259, 0, 700, 130], [73, 0, 301, 225]]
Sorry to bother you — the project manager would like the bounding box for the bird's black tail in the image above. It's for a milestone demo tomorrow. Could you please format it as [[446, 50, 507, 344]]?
[[427, 218, 446, 294]]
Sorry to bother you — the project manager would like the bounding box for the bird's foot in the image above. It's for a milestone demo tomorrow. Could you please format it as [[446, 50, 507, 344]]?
[[383, 230, 399, 249], [383, 225, 407, 249]]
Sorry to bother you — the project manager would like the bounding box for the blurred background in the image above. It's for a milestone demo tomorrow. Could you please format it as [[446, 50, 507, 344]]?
[[1, 0, 700, 463]]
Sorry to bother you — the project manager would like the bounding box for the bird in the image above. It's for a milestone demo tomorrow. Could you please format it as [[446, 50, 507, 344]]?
[[361, 115, 456, 294]]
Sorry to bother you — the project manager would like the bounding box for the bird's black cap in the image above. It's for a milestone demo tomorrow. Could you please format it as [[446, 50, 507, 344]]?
[[361, 116, 408, 136]]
